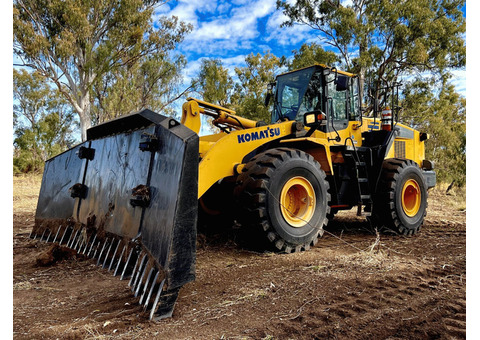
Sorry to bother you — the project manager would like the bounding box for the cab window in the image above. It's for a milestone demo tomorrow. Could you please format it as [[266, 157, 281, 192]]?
[[327, 73, 348, 121], [296, 71, 323, 122], [350, 78, 360, 120]]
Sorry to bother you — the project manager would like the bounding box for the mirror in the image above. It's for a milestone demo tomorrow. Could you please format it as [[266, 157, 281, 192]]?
[[264, 82, 275, 106], [264, 92, 272, 106]]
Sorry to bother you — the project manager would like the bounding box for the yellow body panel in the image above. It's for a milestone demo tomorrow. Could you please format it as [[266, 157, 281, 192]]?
[[279, 137, 333, 174], [198, 116, 426, 198], [198, 121, 295, 198], [361, 117, 425, 166]]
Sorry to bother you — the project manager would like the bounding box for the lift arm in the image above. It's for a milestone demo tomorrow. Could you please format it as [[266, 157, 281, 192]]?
[[181, 98, 263, 134]]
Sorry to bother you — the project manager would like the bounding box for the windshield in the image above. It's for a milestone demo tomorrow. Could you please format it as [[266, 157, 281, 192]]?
[[271, 67, 316, 123]]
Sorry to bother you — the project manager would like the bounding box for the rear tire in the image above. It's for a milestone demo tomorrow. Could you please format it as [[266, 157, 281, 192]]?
[[373, 159, 427, 235], [235, 148, 330, 253]]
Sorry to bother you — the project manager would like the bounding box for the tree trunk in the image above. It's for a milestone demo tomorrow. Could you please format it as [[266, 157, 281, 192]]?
[[78, 92, 91, 142]]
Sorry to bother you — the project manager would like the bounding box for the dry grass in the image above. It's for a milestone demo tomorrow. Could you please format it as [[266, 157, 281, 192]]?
[[429, 183, 466, 211], [13, 173, 43, 213]]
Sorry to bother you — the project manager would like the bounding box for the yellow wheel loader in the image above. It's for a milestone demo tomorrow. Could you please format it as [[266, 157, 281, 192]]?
[[31, 64, 436, 320]]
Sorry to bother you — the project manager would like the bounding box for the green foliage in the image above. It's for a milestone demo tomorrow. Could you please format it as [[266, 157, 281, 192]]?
[[193, 58, 235, 108], [288, 43, 339, 70], [13, 69, 77, 174], [401, 75, 465, 186], [233, 52, 283, 122], [194, 53, 283, 123], [277, 0, 465, 97], [13, 0, 192, 140]]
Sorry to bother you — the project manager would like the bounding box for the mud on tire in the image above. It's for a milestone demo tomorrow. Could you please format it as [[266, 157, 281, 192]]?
[[373, 158, 428, 235], [235, 148, 330, 253]]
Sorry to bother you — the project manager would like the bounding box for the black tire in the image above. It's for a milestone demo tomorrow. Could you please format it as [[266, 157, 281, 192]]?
[[235, 148, 330, 253], [373, 158, 428, 235]]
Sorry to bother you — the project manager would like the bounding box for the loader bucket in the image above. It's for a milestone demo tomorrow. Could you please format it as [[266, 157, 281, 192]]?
[[31, 109, 199, 320]]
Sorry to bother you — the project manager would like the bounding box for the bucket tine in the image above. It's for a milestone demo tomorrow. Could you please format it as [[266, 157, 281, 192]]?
[[131, 254, 147, 289], [114, 245, 127, 276], [149, 279, 166, 320], [67, 230, 78, 248], [150, 287, 181, 321], [65, 229, 74, 247], [128, 252, 142, 286], [78, 237, 86, 252], [73, 229, 83, 251], [134, 261, 149, 297], [102, 239, 115, 268], [92, 240, 102, 259], [59, 227, 70, 245], [40, 229, 47, 241], [72, 230, 81, 249], [121, 248, 135, 280], [97, 238, 109, 265], [81, 234, 92, 254], [52, 227, 62, 243], [108, 241, 121, 271], [143, 271, 160, 310], [139, 268, 155, 304], [87, 234, 97, 257], [46, 230, 52, 242], [78, 230, 87, 251]]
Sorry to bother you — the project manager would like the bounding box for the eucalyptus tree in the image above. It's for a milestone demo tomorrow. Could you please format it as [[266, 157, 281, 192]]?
[[289, 42, 339, 70], [13, 69, 77, 173], [14, 0, 192, 140], [193, 58, 235, 108], [277, 0, 465, 102], [233, 52, 284, 122]]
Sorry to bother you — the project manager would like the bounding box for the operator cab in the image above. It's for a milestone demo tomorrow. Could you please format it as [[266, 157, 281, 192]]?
[[271, 65, 361, 133]]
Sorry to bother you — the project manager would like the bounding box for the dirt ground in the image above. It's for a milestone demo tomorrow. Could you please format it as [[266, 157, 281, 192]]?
[[13, 175, 467, 339]]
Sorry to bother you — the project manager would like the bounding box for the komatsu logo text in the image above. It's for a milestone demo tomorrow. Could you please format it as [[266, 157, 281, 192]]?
[[237, 127, 281, 144]]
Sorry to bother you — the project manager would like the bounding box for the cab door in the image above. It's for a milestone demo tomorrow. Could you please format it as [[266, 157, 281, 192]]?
[[326, 73, 349, 132], [325, 73, 362, 145]]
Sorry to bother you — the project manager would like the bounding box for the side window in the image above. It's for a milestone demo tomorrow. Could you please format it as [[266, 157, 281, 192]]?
[[350, 78, 360, 119], [327, 74, 348, 121]]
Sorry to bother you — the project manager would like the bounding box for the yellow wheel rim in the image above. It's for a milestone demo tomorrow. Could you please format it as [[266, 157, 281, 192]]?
[[280, 176, 316, 227], [401, 179, 421, 217]]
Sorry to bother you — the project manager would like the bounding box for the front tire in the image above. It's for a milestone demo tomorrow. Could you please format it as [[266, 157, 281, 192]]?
[[235, 148, 330, 253], [374, 159, 428, 235]]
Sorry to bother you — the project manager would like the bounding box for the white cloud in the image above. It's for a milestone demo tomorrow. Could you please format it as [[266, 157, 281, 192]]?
[[159, 0, 277, 57], [265, 10, 316, 46]]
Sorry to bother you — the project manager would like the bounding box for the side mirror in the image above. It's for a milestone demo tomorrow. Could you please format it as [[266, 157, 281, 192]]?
[[264, 82, 275, 106], [304, 111, 327, 127], [264, 92, 272, 106]]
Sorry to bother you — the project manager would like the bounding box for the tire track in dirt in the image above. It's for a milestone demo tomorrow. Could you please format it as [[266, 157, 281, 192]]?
[[264, 220, 466, 339]]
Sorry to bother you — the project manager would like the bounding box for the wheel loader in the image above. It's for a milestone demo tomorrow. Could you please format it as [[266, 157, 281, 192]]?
[[31, 64, 436, 320]]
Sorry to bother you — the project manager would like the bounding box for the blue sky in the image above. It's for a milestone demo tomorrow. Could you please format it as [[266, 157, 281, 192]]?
[[154, 0, 467, 96]]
